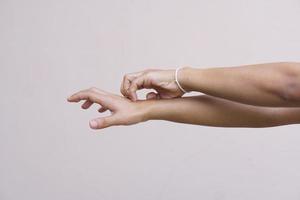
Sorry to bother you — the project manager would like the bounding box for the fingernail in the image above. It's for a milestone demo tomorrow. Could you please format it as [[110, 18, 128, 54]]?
[[89, 120, 98, 129]]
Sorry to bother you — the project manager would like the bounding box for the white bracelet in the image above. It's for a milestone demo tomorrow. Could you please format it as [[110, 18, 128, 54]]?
[[175, 67, 189, 93]]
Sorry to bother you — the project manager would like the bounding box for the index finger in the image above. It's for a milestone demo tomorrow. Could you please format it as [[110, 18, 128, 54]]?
[[67, 89, 107, 106], [120, 71, 144, 97]]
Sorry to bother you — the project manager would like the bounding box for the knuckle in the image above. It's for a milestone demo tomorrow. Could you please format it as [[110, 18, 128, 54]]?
[[89, 87, 96, 92], [124, 74, 129, 80], [143, 71, 151, 78], [78, 94, 84, 100], [88, 87, 94, 90], [131, 79, 138, 85], [129, 87, 136, 92], [101, 119, 108, 127], [142, 71, 149, 76], [145, 68, 155, 72], [144, 69, 152, 73]]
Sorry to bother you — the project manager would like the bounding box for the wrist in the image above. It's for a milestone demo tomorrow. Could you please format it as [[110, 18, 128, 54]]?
[[135, 100, 155, 122], [135, 99, 164, 122], [177, 66, 195, 92]]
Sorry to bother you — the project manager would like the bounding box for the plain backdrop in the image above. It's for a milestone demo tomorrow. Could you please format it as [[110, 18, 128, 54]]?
[[1, 0, 300, 199]]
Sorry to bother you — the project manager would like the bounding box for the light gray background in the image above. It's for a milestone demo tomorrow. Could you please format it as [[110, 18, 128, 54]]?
[[1, 0, 300, 199]]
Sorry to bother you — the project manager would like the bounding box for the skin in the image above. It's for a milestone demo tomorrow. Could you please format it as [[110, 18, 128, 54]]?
[[68, 62, 300, 130], [67, 89, 300, 130], [121, 62, 300, 106]]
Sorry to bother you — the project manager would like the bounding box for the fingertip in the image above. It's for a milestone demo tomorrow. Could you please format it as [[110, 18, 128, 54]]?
[[67, 97, 73, 102], [132, 97, 137, 102], [89, 120, 98, 129], [120, 89, 126, 98], [131, 92, 138, 101], [127, 94, 134, 101], [67, 94, 78, 102]]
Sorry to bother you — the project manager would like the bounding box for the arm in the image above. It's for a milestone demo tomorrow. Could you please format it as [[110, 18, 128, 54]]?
[[120, 62, 300, 107], [68, 88, 300, 129], [142, 95, 300, 128], [179, 62, 300, 107]]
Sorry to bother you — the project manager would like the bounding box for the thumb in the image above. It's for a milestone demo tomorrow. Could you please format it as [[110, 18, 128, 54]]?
[[89, 115, 119, 130]]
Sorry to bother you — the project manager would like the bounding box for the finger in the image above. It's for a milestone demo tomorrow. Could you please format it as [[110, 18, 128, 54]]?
[[121, 72, 144, 97], [89, 87, 110, 95], [89, 115, 119, 129], [120, 76, 132, 97], [68, 89, 109, 107], [81, 100, 93, 109], [127, 76, 145, 101], [68, 87, 109, 102], [98, 107, 108, 113], [146, 92, 159, 100]]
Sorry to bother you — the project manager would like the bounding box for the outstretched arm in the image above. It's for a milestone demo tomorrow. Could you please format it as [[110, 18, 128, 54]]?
[[120, 62, 300, 107], [68, 88, 300, 129], [142, 95, 300, 128], [179, 62, 300, 107]]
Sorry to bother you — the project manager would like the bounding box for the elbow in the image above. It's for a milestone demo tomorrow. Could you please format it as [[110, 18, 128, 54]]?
[[276, 62, 300, 102], [280, 82, 300, 102]]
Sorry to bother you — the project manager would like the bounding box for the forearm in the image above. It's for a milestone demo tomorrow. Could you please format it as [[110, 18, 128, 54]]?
[[179, 62, 300, 107], [139, 95, 299, 128]]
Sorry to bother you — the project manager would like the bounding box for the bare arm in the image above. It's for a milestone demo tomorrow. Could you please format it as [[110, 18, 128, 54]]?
[[121, 62, 300, 107], [142, 95, 300, 128], [179, 62, 300, 107], [68, 88, 300, 129]]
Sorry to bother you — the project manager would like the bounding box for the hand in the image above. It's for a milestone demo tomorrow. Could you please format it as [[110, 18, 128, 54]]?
[[67, 87, 147, 130], [120, 68, 185, 101]]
